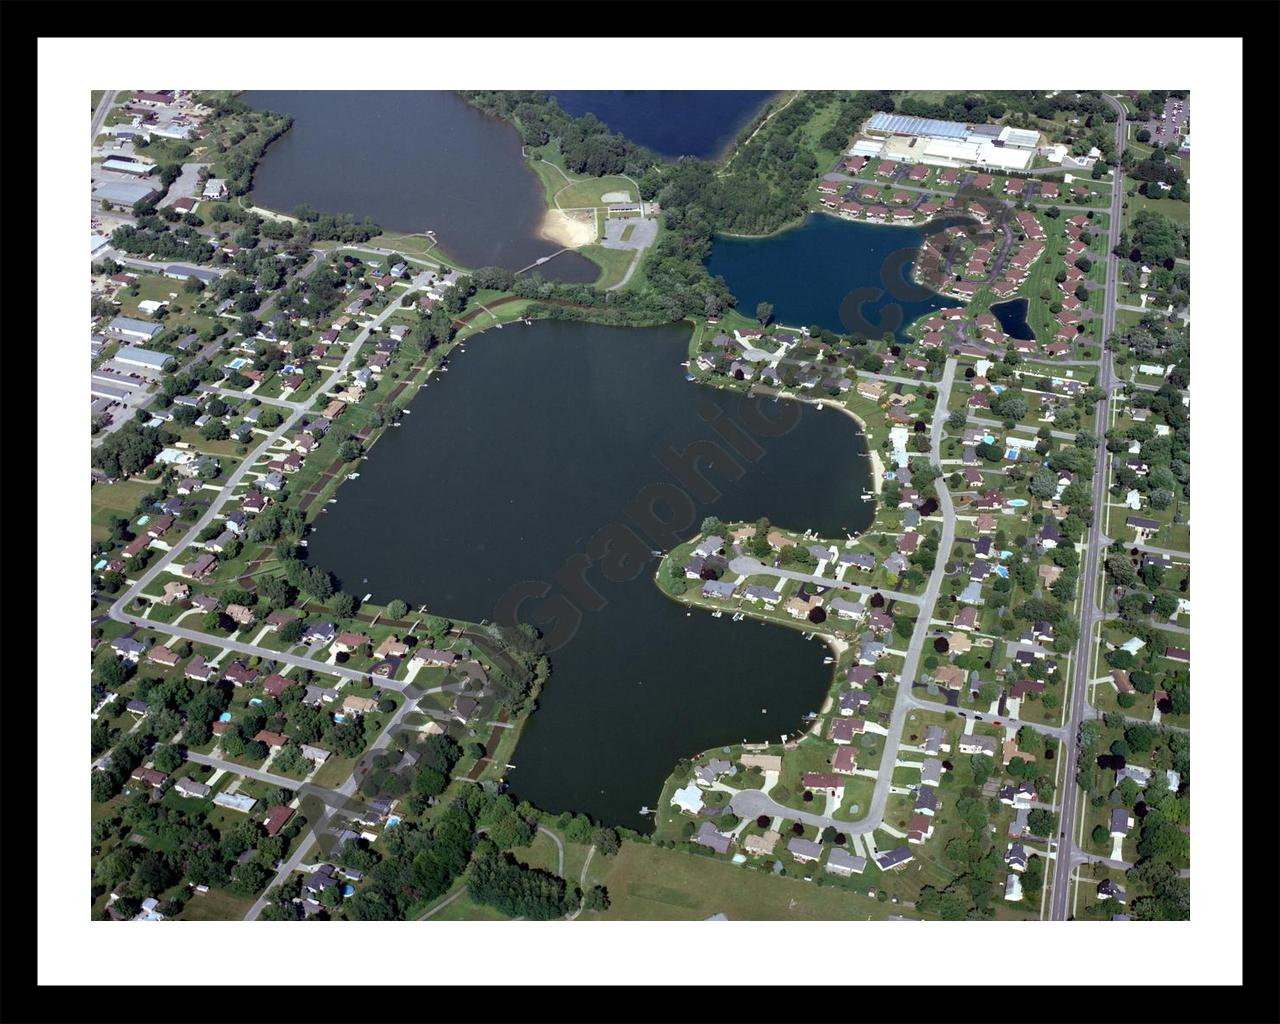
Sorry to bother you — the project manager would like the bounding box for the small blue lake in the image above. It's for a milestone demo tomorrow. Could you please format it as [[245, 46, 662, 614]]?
[[991, 297, 1036, 341], [707, 214, 954, 337]]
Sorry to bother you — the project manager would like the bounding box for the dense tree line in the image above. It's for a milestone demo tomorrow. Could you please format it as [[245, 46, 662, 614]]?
[[92, 422, 163, 479], [467, 842, 577, 920], [460, 92, 655, 177]]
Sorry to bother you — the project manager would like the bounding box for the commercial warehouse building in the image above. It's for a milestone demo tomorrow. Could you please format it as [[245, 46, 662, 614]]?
[[856, 111, 1041, 172], [114, 345, 176, 372], [101, 157, 156, 177], [94, 180, 158, 207], [106, 316, 164, 343]]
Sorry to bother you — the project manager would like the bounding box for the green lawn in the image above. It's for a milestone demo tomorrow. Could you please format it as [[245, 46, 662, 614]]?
[[582, 841, 895, 921], [177, 886, 256, 921], [553, 174, 636, 211], [1121, 190, 1190, 227], [580, 244, 638, 290]]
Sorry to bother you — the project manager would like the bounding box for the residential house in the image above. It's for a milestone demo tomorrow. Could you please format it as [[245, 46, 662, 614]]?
[[787, 837, 823, 864], [876, 846, 915, 871], [174, 778, 211, 800], [694, 821, 733, 855]]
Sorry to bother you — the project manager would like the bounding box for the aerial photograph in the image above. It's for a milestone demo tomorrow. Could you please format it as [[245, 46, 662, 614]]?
[[86, 85, 1195, 925]]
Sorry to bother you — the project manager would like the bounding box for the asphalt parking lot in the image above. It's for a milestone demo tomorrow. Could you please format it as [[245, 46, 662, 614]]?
[[1146, 97, 1188, 147]]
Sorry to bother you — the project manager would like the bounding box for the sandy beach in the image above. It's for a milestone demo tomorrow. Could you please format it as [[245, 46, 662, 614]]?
[[540, 208, 597, 249]]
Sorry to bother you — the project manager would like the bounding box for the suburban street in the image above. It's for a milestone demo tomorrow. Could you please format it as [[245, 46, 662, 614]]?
[[242, 679, 424, 920], [1048, 92, 1127, 921], [730, 358, 959, 845]]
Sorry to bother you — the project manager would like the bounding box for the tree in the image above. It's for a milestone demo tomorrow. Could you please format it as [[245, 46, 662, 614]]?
[[151, 744, 184, 774], [590, 827, 621, 857], [1029, 468, 1057, 500], [386, 598, 409, 621], [332, 592, 356, 618], [755, 302, 773, 327], [583, 885, 611, 913], [1105, 555, 1138, 588]]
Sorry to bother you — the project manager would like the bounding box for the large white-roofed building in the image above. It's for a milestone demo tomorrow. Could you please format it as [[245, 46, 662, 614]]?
[[94, 180, 158, 207], [866, 112, 970, 140], [997, 125, 1041, 150]]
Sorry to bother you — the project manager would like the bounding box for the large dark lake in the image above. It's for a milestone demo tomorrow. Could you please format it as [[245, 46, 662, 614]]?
[[549, 91, 777, 160], [708, 213, 955, 337], [243, 91, 598, 282], [308, 320, 873, 828]]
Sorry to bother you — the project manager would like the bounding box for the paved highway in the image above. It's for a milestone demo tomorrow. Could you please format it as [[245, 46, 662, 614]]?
[[1048, 93, 1127, 922], [91, 90, 118, 141]]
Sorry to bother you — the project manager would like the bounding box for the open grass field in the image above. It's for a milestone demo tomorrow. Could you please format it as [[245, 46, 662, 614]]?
[[177, 886, 256, 921], [581, 841, 895, 921], [91, 478, 157, 541], [1122, 191, 1190, 228], [553, 175, 636, 211], [579, 244, 637, 290], [426, 891, 510, 921]]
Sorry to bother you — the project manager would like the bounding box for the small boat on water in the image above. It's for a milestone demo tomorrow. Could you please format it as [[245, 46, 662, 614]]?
[[816, 402, 824, 410], [823, 656, 834, 664], [711, 610, 723, 618]]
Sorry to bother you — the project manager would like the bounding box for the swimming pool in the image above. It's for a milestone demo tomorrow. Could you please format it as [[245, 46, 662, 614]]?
[[341, 884, 355, 897], [1005, 449, 1020, 460], [136, 515, 150, 525], [1006, 498, 1029, 508], [994, 565, 1009, 578], [999, 550, 1013, 560], [94, 559, 108, 570], [385, 815, 401, 828], [334, 712, 347, 723], [982, 434, 995, 445], [219, 712, 232, 722], [249, 698, 264, 706], [226, 357, 250, 369]]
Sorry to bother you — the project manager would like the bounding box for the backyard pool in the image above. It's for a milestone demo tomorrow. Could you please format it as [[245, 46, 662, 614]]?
[[136, 515, 150, 526], [1006, 498, 1029, 508], [226, 357, 250, 370], [249, 698, 264, 706], [218, 712, 232, 722], [1005, 449, 1020, 460]]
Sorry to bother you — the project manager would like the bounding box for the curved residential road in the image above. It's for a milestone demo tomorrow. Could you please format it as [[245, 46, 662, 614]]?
[[1049, 93, 1127, 922], [730, 358, 959, 840], [727, 555, 923, 607]]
